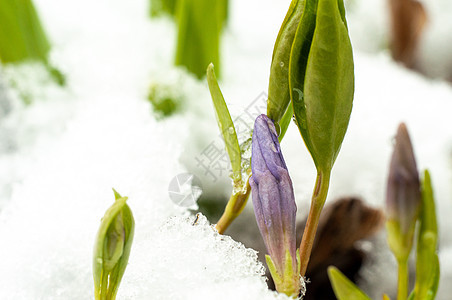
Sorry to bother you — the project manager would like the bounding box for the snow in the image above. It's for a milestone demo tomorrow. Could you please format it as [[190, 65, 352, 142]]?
[[0, 0, 451, 299]]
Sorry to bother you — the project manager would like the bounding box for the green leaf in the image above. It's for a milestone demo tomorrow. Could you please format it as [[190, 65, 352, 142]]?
[[289, 0, 354, 172], [267, 0, 304, 124], [0, 0, 50, 63], [0, 0, 65, 88], [327, 266, 371, 300], [93, 190, 135, 300], [278, 103, 293, 142], [150, 0, 228, 25], [149, 0, 178, 17], [206, 64, 241, 183], [414, 170, 440, 300], [175, 0, 223, 79]]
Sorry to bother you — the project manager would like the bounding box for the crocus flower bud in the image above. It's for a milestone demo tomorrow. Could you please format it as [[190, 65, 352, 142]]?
[[250, 114, 301, 297], [386, 123, 421, 260], [93, 189, 135, 300]]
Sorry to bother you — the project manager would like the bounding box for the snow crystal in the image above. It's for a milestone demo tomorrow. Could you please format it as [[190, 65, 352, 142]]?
[[118, 214, 288, 300]]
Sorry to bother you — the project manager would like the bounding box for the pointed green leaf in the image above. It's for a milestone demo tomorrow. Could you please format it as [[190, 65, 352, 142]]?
[[414, 170, 440, 300], [206, 64, 241, 183], [267, 0, 304, 124], [327, 266, 371, 300], [290, 0, 354, 172]]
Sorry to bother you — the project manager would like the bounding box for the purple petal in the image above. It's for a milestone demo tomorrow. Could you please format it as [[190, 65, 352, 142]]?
[[252, 114, 288, 181], [250, 114, 298, 275], [386, 123, 421, 233]]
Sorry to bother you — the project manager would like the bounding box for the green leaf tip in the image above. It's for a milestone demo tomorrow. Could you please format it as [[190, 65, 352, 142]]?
[[206, 62, 242, 184], [112, 188, 122, 200], [93, 192, 135, 300], [327, 266, 371, 300]]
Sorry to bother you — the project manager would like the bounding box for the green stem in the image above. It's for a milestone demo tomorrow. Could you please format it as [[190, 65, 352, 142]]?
[[298, 170, 331, 276], [215, 179, 251, 234], [98, 272, 109, 300], [397, 258, 409, 300]]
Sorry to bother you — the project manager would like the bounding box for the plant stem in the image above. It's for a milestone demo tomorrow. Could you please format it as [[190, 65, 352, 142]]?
[[216, 179, 251, 234], [397, 258, 409, 300], [299, 170, 331, 276]]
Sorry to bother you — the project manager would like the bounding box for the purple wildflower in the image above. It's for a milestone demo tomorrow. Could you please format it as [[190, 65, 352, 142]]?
[[250, 114, 300, 296], [386, 123, 421, 235]]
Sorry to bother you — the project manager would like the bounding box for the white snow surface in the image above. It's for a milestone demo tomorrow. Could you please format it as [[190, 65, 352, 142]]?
[[0, 0, 451, 299]]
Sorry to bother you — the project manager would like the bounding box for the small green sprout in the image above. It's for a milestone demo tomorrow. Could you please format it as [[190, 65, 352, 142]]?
[[206, 64, 251, 234], [93, 189, 135, 300]]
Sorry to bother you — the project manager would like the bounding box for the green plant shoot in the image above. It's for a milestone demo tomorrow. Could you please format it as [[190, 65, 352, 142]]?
[[175, 0, 225, 79], [93, 190, 135, 300], [413, 170, 440, 300], [207, 64, 251, 234], [0, 0, 65, 85], [151, 0, 228, 24], [269, 0, 354, 276], [290, 0, 354, 173], [150, 0, 178, 17]]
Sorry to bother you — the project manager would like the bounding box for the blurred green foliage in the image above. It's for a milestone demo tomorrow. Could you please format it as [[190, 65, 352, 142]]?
[[0, 0, 65, 86], [149, 0, 178, 17], [150, 0, 228, 24], [147, 82, 183, 118], [0, 0, 50, 63], [175, 0, 227, 79]]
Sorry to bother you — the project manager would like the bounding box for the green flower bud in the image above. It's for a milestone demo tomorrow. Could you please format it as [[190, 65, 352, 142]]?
[[289, 0, 354, 172], [93, 189, 135, 300]]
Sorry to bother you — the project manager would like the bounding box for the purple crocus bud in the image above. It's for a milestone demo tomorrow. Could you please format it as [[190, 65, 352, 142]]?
[[250, 114, 301, 297], [386, 123, 421, 260]]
